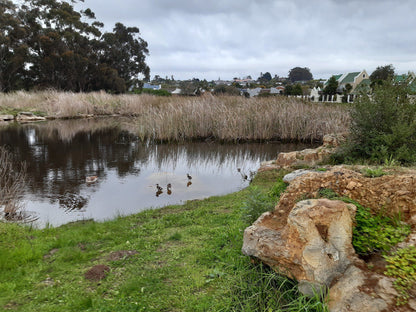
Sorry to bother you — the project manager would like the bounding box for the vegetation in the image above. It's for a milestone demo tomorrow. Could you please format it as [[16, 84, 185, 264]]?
[[288, 67, 313, 83], [0, 170, 327, 311], [323, 76, 338, 95], [0, 146, 26, 219], [316, 189, 411, 256], [361, 167, 387, 178], [333, 80, 416, 164], [370, 64, 395, 86], [385, 246, 416, 305], [0, 0, 149, 93], [0, 91, 350, 142]]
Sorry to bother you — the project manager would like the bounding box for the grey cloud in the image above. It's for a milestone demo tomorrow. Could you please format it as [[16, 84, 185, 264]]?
[[76, 0, 416, 80]]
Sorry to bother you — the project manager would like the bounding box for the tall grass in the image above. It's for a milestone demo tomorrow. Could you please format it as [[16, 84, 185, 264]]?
[[0, 91, 349, 142], [0, 146, 26, 219]]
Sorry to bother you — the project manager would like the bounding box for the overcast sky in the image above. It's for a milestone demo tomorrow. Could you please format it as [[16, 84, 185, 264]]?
[[75, 0, 416, 81]]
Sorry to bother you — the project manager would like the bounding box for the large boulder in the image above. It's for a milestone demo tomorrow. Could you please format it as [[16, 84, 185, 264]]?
[[243, 166, 416, 311], [242, 198, 357, 293]]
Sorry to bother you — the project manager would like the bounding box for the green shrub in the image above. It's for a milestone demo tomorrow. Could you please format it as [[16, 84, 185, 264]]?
[[241, 180, 287, 225], [335, 80, 416, 164], [384, 246, 416, 305], [316, 190, 411, 256], [362, 167, 387, 178]]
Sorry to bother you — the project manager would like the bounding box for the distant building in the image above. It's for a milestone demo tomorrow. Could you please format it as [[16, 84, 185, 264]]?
[[325, 70, 369, 93], [143, 83, 161, 90]]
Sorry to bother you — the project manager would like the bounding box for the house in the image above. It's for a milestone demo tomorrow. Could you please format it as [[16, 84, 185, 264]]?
[[270, 86, 285, 94], [143, 83, 161, 90], [325, 70, 369, 93]]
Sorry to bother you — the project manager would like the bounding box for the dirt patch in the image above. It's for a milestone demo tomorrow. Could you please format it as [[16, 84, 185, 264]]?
[[84, 264, 110, 281], [43, 248, 59, 259], [106, 250, 138, 261]]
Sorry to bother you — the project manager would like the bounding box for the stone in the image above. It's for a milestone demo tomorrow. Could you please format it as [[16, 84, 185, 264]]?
[[283, 169, 314, 183], [328, 266, 388, 312], [0, 114, 14, 121], [242, 198, 357, 290], [16, 112, 46, 122]]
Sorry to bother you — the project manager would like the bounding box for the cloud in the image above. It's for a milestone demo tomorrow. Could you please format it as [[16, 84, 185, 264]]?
[[76, 0, 416, 80]]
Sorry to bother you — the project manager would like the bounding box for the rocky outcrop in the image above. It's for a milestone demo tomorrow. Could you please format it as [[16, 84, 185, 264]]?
[[0, 115, 14, 121], [243, 166, 416, 311], [259, 133, 347, 172], [243, 198, 358, 295], [16, 112, 46, 122]]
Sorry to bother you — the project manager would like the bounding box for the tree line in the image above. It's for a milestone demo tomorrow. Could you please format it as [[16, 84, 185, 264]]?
[[0, 0, 150, 93]]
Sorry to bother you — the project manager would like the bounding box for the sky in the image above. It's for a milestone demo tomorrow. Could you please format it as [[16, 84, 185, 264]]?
[[74, 0, 416, 81]]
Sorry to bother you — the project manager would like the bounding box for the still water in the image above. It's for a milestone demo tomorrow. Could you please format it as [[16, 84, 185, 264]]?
[[0, 118, 316, 227]]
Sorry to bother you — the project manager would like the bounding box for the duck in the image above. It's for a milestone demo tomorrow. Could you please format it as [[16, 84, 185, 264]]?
[[187, 173, 192, 180], [167, 183, 172, 195], [86, 176, 98, 183], [156, 190, 163, 197], [187, 181, 192, 187], [156, 184, 163, 191]]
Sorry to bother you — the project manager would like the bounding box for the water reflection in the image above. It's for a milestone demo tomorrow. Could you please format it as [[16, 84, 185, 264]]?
[[0, 119, 317, 228]]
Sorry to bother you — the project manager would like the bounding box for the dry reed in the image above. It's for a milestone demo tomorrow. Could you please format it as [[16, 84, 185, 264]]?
[[0, 146, 26, 220], [0, 91, 350, 142]]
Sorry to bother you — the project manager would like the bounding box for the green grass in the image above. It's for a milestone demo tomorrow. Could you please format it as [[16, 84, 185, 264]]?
[[0, 170, 327, 312]]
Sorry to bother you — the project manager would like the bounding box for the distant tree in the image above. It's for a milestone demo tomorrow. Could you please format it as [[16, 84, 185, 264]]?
[[258, 72, 272, 82], [213, 84, 240, 96], [370, 64, 395, 83], [323, 76, 339, 95], [288, 67, 313, 83], [0, 0, 149, 93], [284, 85, 293, 95], [292, 84, 303, 95]]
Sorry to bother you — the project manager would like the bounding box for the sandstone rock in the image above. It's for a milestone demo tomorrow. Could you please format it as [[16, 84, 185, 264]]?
[[16, 112, 46, 122], [0, 114, 14, 121], [322, 133, 347, 147], [277, 166, 416, 222], [283, 169, 314, 183], [242, 199, 357, 291], [328, 265, 388, 312]]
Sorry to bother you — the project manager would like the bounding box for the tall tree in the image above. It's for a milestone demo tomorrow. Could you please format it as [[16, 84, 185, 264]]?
[[288, 67, 313, 83], [0, 0, 150, 93], [0, 0, 29, 91], [370, 64, 395, 88], [323, 76, 338, 95], [100, 23, 150, 92]]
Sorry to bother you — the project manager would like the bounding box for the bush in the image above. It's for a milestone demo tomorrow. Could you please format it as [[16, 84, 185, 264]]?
[[140, 88, 171, 96], [335, 80, 416, 164]]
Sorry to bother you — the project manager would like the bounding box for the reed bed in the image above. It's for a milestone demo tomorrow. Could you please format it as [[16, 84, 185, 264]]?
[[0, 91, 350, 142]]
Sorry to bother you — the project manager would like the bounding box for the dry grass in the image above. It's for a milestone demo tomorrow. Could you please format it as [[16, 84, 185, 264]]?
[[0, 146, 26, 220], [0, 91, 350, 141]]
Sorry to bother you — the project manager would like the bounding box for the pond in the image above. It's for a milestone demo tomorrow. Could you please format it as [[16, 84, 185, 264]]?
[[0, 118, 317, 228]]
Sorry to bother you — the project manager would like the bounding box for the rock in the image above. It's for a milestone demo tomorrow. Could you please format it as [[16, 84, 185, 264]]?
[[16, 112, 46, 122], [322, 133, 347, 147], [277, 166, 416, 222], [283, 169, 315, 183], [328, 266, 388, 312], [242, 198, 357, 291], [0, 114, 14, 121]]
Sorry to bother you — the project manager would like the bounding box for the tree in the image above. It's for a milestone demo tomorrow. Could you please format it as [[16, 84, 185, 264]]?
[[336, 80, 416, 164], [323, 76, 338, 95], [0, 0, 150, 93], [288, 67, 313, 83], [370, 64, 395, 83], [258, 72, 272, 82]]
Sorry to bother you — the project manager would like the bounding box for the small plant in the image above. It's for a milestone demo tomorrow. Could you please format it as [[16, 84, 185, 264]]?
[[317, 188, 338, 199], [384, 246, 416, 305], [350, 199, 410, 256], [362, 167, 386, 178], [241, 186, 276, 224]]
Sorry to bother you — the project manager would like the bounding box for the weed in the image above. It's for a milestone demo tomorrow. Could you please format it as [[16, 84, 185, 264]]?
[[384, 246, 416, 305], [362, 167, 387, 178]]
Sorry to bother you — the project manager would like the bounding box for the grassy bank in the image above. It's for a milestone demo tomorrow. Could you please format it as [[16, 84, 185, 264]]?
[[0, 91, 349, 142], [0, 170, 327, 312]]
